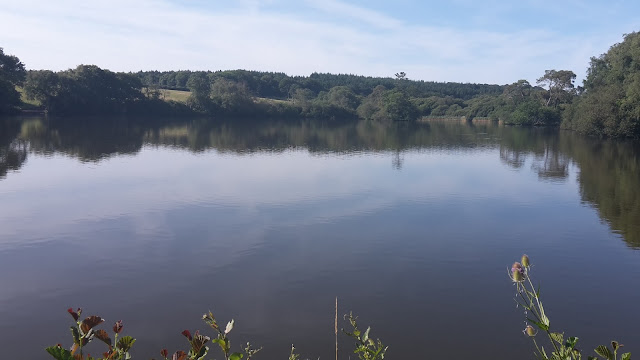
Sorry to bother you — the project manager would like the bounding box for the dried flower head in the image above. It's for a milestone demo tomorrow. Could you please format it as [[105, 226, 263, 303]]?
[[524, 325, 537, 337], [510, 262, 526, 282]]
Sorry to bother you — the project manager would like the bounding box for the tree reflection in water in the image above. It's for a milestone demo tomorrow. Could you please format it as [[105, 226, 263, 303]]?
[[2, 116, 639, 248]]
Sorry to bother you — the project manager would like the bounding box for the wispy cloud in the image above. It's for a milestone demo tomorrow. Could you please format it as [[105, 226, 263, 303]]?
[[0, 0, 636, 84], [304, 0, 402, 30]]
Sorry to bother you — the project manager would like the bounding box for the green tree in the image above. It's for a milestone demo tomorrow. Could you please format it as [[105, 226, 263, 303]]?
[[383, 89, 419, 121], [186, 73, 211, 101], [291, 88, 314, 110], [210, 78, 254, 111], [24, 70, 60, 111], [0, 47, 26, 113], [24, 65, 144, 114], [503, 80, 532, 103], [357, 85, 387, 120], [326, 86, 360, 110], [564, 32, 640, 138], [186, 72, 212, 111], [536, 70, 576, 107]]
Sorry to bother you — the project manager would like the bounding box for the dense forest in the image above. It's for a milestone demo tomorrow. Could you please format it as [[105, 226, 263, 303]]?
[[1, 31, 640, 138]]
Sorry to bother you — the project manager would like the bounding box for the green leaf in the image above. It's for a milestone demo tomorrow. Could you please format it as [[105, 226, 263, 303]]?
[[354, 347, 367, 354], [565, 336, 579, 349], [595, 345, 614, 360], [116, 336, 136, 352], [527, 318, 549, 331], [362, 327, 370, 343], [621, 353, 631, 360], [367, 338, 374, 346], [195, 345, 209, 360], [70, 326, 81, 345], [550, 333, 564, 345], [46, 346, 74, 360], [230, 352, 244, 360], [212, 338, 228, 352]]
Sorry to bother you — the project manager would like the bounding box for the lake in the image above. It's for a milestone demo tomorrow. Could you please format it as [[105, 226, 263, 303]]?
[[1, 116, 639, 360]]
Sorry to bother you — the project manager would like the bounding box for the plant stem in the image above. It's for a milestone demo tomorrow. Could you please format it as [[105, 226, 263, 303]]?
[[335, 297, 338, 360], [525, 273, 561, 357], [532, 338, 545, 360]]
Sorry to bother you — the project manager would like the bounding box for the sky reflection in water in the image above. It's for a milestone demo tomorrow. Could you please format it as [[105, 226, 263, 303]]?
[[0, 118, 639, 360]]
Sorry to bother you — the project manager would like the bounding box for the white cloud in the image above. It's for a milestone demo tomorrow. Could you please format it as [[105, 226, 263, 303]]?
[[0, 0, 635, 84], [304, 0, 402, 30]]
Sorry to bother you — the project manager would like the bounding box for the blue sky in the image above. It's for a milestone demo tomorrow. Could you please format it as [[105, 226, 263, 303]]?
[[1, 0, 638, 85]]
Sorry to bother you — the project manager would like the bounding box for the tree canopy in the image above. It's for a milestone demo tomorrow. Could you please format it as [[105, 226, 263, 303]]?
[[25, 65, 145, 114], [563, 32, 640, 138], [0, 48, 26, 114]]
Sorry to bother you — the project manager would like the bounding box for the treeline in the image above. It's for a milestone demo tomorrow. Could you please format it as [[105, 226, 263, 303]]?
[[20, 65, 194, 116], [0, 46, 588, 124], [136, 70, 503, 99], [1, 31, 640, 136], [138, 70, 506, 121], [140, 69, 571, 123]]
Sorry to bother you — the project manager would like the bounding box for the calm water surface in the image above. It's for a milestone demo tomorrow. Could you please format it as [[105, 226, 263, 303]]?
[[1, 117, 639, 359]]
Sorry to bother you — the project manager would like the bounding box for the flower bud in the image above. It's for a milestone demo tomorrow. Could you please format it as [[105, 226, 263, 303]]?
[[521, 254, 530, 267], [67, 308, 79, 322], [160, 349, 168, 358], [113, 320, 123, 334], [524, 325, 536, 337]]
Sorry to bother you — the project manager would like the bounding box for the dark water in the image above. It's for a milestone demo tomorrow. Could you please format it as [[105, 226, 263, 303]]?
[[1, 116, 639, 360]]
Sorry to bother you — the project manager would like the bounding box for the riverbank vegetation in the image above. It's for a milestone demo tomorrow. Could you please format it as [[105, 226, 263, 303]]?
[[1, 31, 640, 138], [46, 307, 385, 360], [43, 255, 632, 360]]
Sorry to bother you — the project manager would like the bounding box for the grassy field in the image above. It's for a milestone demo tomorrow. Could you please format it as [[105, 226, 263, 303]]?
[[141, 88, 192, 103], [16, 86, 290, 109], [156, 89, 292, 106], [16, 86, 42, 109], [255, 96, 290, 104], [159, 89, 191, 103]]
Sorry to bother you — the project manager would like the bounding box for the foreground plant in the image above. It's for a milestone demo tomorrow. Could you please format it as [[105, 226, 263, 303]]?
[[48, 308, 384, 360], [343, 312, 387, 360], [46, 308, 135, 360], [510, 255, 631, 360]]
